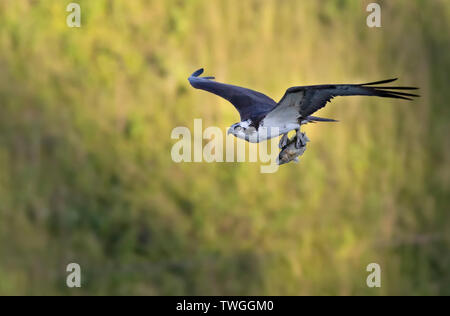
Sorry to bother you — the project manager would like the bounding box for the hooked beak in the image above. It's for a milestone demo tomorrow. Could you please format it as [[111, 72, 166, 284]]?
[[227, 128, 233, 135]]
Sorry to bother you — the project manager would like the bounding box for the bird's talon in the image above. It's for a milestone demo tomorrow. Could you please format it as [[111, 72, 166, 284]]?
[[279, 133, 289, 149], [295, 130, 306, 149]]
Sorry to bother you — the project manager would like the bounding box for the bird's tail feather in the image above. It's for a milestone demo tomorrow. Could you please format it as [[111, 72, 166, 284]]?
[[306, 116, 339, 123]]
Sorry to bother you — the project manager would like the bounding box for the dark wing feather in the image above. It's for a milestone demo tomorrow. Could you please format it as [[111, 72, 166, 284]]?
[[188, 68, 277, 121], [264, 79, 419, 125]]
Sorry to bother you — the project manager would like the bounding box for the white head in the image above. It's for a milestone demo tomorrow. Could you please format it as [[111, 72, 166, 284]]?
[[227, 120, 254, 140], [227, 122, 245, 139]]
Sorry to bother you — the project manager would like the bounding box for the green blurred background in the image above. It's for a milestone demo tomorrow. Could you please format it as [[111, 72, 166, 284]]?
[[0, 0, 449, 295]]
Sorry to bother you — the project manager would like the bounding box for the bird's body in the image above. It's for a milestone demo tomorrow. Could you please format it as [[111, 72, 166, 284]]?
[[229, 120, 299, 143], [230, 117, 334, 143], [188, 68, 419, 150]]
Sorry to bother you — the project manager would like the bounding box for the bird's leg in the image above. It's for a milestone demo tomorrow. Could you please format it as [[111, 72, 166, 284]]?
[[279, 133, 289, 149], [295, 129, 305, 149]]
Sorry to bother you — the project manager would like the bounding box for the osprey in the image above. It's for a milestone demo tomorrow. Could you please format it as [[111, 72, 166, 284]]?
[[188, 68, 419, 148]]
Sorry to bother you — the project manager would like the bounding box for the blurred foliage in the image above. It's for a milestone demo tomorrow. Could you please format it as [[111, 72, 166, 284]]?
[[0, 0, 449, 295]]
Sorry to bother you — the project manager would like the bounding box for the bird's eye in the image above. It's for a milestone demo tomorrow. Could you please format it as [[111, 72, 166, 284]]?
[[235, 126, 243, 132]]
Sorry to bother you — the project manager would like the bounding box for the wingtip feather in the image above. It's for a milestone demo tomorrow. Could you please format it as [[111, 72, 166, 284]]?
[[361, 78, 398, 86], [191, 68, 204, 77]]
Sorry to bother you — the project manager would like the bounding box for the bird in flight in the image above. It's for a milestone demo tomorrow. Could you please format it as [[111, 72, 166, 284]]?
[[188, 68, 419, 149]]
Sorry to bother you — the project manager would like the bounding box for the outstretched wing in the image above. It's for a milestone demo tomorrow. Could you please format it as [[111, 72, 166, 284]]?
[[262, 78, 419, 127], [188, 68, 277, 121]]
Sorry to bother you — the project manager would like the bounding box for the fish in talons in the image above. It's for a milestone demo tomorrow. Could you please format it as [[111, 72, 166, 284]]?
[[277, 132, 310, 165]]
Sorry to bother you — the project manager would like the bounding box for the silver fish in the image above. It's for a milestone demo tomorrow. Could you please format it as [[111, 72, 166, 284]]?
[[277, 132, 310, 165]]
